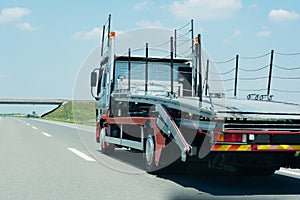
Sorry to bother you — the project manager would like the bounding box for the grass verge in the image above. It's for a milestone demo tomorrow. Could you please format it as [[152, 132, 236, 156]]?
[[42, 101, 97, 126]]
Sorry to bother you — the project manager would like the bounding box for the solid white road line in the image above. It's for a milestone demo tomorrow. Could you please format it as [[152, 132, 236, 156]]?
[[41, 132, 52, 137], [67, 148, 96, 162], [279, 169, 300, 177], [32, 126, 37, 129], [34, 119, 94, 133]]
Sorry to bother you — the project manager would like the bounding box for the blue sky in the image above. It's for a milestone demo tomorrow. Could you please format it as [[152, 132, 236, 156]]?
[[0, 0, 300, 113]]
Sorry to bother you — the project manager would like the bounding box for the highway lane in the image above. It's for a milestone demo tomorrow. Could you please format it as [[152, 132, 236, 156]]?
[[1, 117, 300, 200]]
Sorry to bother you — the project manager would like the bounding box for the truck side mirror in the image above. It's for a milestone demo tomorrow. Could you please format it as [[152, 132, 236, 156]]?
[[90, 72, 97, 87]]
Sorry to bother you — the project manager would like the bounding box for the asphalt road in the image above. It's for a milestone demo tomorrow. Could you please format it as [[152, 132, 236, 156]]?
[[1, 117, 300, 200]]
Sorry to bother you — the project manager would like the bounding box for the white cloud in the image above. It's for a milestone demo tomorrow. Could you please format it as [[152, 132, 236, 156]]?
[[169, 0, 242, 20], [0, 7, 31, 23], [256, 28, 271, 37], [133, 1, 149, 10], [71, 27, 102, 40], [224, 30, 241, 43], [136, 20, 163, 28], [269, 9, 299, 22], [17, 22, 34, 30]]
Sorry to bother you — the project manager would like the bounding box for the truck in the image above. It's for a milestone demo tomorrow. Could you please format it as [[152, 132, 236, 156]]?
[[90, 15, 300, 175]]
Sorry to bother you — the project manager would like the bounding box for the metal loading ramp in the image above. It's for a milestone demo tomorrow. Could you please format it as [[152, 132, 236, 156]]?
[[155, 104, 196, 162]]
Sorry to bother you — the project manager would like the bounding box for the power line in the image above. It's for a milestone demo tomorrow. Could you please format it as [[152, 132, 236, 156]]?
[[239, 76, 268, 81], [209, 78, 235, 82], [274, 64, 300, 71], [177, 47, 192, 57], [272, 89, 300, 93], [176, 31, 191, 39], [273, 76, 300, 80], [240, 52, 270, 60], [212, 57, 236, 64], [210, 68, 235, 75], [275, 51, 300, 56], [239, 64, 269, 72], [238, 88, 267, 92], [176, 21, 191, 31]]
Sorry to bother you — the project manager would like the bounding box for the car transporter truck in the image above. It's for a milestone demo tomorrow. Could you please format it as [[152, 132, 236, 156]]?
[[90, 15, 300, 176]]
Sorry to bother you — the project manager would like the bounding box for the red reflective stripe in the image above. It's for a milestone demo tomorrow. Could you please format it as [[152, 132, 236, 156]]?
[[212, 144, 221, 151], [229, 145, 240, 151]]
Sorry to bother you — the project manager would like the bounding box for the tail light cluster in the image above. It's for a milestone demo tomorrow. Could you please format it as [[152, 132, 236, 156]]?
[[214, 132, 247, 143]]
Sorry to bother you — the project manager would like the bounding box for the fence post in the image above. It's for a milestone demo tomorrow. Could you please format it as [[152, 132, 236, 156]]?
[[128, 48, 131, 91], [267, 50, 274, 96], [170, 37, 174, 94], [234, 54, 239, 97], [205, 59, 209, 96], [145, 43, 148, 93]]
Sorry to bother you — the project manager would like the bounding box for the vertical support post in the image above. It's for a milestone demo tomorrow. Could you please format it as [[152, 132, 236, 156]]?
[[145, 43, 149, 93], [101, 25, 105, 56], [205, 59, 209, 96], [197, 34, 202, 102], [234, 54, 239, 97], [170, 37, 174, 94], [174, 30, 177, 58], [191, 19, 194, 53], [128, 48, 131, 92], [194, 44, 197, 96], [191, 19, 195, 97], [267, 50, 274, 96], [107, 14, 111, 47]]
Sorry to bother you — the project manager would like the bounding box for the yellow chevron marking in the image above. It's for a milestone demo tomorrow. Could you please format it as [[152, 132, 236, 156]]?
[[278, 145, 290, 150], [257, 145, 271, 150], [218, 145, 231, 151], [237, 145, 251, 151], [291, 146, 300, 151]]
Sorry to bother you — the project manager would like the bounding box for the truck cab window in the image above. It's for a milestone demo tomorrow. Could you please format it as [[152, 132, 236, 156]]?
[[96, 68, 103, 95]]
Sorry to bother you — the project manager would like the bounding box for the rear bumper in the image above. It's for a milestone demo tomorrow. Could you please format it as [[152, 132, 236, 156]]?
[[206, 151, 300, 169], [212, 144, 300, 152]]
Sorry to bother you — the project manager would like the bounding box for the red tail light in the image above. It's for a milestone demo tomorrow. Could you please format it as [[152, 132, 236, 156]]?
[[216, 133, 245, 143]]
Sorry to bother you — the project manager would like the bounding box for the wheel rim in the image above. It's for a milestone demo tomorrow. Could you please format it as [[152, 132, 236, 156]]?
[[145, 136, 155, 166], [100, 128, 106, 150]]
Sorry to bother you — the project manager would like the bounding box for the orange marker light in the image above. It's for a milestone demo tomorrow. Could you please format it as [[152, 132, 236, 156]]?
[[110, 31, 116, 39]]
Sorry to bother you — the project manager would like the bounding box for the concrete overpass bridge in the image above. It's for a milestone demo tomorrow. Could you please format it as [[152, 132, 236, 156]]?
[[0, 98, 69, 105], [0, 98, 70, 116]]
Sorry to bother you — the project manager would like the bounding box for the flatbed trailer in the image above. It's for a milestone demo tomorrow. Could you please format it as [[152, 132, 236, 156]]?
[[90, 15, 300, 175]]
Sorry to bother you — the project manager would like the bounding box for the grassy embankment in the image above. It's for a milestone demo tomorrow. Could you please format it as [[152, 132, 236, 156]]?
[[43, 101, 97, 126]]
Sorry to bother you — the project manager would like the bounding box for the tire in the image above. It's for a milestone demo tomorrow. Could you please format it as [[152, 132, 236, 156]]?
[[145, 135, 157, 172], [255, 94, 260, 100], [99, 128, 114, 154]]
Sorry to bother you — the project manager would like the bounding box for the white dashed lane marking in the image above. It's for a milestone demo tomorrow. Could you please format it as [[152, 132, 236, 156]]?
[[41, 132, 52, 137], [279, 169, 300, 177], [68, 148, 96, 162]]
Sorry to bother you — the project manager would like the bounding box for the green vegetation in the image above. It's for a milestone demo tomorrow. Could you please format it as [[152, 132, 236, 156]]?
[[0, 113, 27, 118], [43, 101, 97, 126]]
